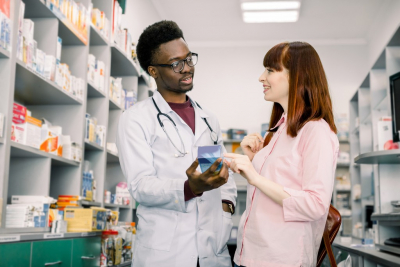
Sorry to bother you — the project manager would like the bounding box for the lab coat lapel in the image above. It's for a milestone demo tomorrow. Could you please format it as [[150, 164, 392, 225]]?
[[193, 101, 210, 145]]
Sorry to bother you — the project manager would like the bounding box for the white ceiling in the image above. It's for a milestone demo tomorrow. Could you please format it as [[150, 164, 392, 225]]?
[[151, 0, 389, 46]]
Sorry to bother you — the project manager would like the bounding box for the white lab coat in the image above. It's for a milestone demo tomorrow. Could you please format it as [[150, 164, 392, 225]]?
[[116, 91, 237, 267]]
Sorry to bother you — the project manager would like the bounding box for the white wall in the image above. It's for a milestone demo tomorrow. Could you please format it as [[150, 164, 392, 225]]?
[[187, 44, 368, 134], [121, 0, 161, 43]]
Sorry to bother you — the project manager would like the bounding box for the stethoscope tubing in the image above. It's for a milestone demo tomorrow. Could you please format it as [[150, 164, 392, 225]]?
[[152, 97, 218, 157]]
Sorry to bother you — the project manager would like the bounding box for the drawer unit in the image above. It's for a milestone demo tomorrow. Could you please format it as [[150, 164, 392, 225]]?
[[72, 237, 101, 267], [0, 242, 31, 267], [31, 239, 72, 267]]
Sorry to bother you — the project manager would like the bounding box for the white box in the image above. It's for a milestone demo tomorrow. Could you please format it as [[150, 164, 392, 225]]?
[[56, 36, 62, 62], [44, 55, 56, 81], [87, 54, 96, 85], [22, 19, 34, 41], [24, 116, 42, 149], [377, 119, 394, 150], [61, 135, 72, 159], [36, 49, 45, 76], [96, 125, 106, 147], [18, 2, 25, 32], [98, 60, 105, 92], [11, 196, 54, 204]]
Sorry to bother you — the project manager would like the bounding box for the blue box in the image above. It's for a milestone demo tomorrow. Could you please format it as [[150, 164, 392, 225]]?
[[198, 145, 223, 173]]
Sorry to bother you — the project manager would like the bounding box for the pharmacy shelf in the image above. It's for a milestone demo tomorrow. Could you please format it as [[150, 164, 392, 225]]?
[[0, 231, 101, 243], [0, 46, 10, 58], [361, 112, 371, 124], [0, 227, 50, 235], [339, 139, 349, 144], [104, 203, 130, 209], [352, 126, 360, 135], [10, 141, 80, 167], [84, 140, 104, 151], [107, 149, 119, 163], [87, 81, 107, 98], [354, 150, 400, 164], [109, 98, 123, 110], [223, 139, 243, 143], [80, 200, 102, 207], [15, 60, 82, 105], [376, 243, 400, 255], [110, 45, 139, 76], [24, 0, 88, 46], [139, 73, 152, 87], [336, 188, 351, 192], [337, 162, 350, 168], [89, 24, 109, 46], [371, 213, 400, 222], [373, 95, 388, 111], [0, 137, 4, 144]]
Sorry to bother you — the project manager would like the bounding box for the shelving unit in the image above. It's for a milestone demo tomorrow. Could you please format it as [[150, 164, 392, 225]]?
[[333, 24, 400, 264], [0, 0, 155, 238]]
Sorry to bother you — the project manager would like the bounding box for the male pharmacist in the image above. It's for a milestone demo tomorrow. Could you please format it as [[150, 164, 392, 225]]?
[[116, 21, 237, 267]]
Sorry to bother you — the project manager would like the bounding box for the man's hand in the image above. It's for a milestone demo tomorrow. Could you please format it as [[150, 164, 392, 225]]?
[[222, 203, 231, 213], [186, 158, 229, 195]]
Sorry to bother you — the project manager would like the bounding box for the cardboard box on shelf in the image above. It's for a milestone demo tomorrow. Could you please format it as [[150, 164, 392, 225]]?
[[40, 123, 62, 155], [22, 19, 34, 41], [24, 116, 42, 149], [11, 103, 27, 143], [377, 117, 398, 150], [64, 207, 107, 232], [44, 55, 56, 81]]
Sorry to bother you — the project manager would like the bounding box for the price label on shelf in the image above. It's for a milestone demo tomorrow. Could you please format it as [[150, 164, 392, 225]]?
[[0, 235, 21, 242], [44, 233, 64, 239]]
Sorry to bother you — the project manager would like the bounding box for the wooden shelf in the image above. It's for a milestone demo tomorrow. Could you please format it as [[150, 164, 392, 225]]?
[[10, 141, 80, 167], [15, 60, 82, 105], [89, 24, 109, 46], [84, 140, 104, 151], [0, 46, 10, 58], [110, 45, 139, 76], [24, 0, 88, 46], [87, 81, 107, 98], [354, 150, 400, 164]]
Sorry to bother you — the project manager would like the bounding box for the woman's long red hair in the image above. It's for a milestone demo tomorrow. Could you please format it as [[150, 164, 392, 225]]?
[[263, 42, 337, 147]]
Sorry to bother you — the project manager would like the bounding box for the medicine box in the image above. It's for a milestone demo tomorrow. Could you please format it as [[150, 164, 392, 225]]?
[[64, 207, 107, 232], [22, 19, 34, 41], [44, 55, 56, 81], [227, 129, 247, 140], [377, 119, 394, 150], [198, 145, 223, 173], [56, 36, 62, 62], [11, 103, 27, 143], [24, 116, 42, 149]]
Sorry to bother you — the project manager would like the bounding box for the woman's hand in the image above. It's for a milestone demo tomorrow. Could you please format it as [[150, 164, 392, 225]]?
[[240, 133, 264, 160], [223, 153, 260, 186]]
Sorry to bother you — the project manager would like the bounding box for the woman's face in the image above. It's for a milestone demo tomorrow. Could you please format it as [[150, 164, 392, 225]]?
[[259, 66, 289, 112]]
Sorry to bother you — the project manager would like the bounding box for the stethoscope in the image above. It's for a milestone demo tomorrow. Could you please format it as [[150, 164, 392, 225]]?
[[152, 97, 218, 157]]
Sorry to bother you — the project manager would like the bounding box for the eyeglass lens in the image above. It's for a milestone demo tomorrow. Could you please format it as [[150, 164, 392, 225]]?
[[172, 54, 198, 72]]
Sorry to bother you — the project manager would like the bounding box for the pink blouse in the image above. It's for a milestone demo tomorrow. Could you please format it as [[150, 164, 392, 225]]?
[[234, 114, 339, 267]]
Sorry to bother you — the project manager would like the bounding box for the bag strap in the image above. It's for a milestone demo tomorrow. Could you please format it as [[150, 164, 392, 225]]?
[[323, 226, 337, 267]]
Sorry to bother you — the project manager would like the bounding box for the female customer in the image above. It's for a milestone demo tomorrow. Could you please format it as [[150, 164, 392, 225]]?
[[224, 42, 339, 267]]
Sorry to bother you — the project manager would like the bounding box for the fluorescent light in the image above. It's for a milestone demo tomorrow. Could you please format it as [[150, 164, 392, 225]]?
[[241, 1, 301, 11], [243, 11, 299, 23]]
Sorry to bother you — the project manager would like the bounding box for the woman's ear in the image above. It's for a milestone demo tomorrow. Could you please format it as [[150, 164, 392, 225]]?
[[148, 66, 157, 79]]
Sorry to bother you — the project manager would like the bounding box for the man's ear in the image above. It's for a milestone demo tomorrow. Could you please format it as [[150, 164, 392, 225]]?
[[148, 66, 157, 79]]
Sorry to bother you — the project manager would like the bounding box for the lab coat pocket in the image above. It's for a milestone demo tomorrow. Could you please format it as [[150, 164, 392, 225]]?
[[217, 212, 233, 254], [136, 206, 178, 251]]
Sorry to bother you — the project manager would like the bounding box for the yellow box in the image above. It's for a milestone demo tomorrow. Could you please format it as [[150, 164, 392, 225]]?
[[64, 207, 107, 232]]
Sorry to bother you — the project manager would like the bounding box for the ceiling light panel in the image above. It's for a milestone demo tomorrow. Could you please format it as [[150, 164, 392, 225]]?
[[243, 10, 299, 23], [241, 1, 301, 11]]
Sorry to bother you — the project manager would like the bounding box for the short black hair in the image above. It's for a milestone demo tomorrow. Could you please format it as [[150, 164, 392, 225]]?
[[137, 20, 185, 74]]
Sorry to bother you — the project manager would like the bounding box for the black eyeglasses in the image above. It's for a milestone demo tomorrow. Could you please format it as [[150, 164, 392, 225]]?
[[153, 53, 198, 73]]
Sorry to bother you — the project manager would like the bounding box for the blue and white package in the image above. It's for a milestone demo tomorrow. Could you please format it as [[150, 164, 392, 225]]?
[[198, 145, 223, 173]]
